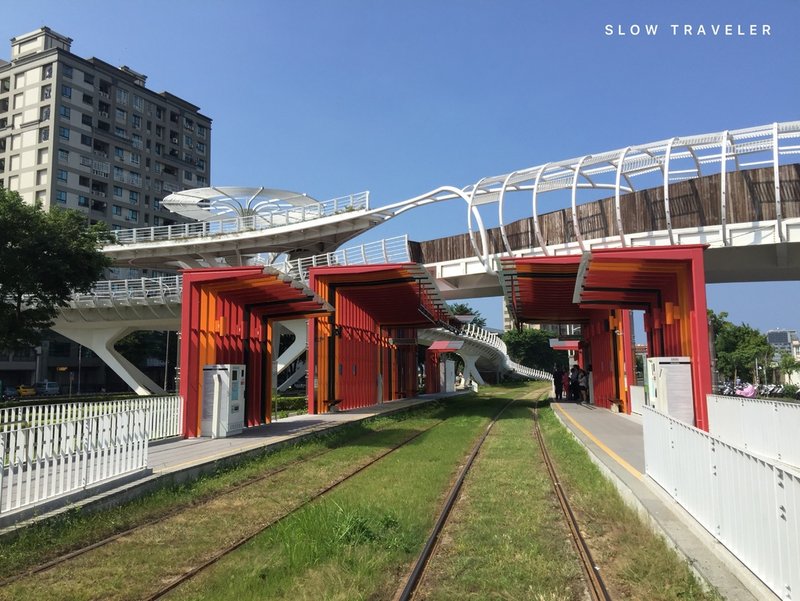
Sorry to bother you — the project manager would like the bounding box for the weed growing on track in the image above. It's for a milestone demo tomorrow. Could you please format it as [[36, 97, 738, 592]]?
[[538, 407, 723, 601], [0, 399, 449, 580]]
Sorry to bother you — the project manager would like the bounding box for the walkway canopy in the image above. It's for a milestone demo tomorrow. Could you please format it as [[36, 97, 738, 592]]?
[[179, 266, 332, 437], [308, 263, 452, 413], [501, 245, 711, 430]]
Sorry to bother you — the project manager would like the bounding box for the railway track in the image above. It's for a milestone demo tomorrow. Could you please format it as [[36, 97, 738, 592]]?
[[0, 412, 443, 588], [142, 417, 446, 601], [396, 395, 613, 601], [533, 401, 612, 601]]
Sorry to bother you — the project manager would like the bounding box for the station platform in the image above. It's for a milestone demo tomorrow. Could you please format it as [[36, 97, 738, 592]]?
[[552, 401, 775, 601]]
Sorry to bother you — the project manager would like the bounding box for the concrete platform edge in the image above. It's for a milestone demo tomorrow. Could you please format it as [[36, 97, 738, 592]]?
[[551, 407, 775, 601]]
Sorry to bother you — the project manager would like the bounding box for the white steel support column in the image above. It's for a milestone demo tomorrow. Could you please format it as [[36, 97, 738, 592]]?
[[773, 122, 785, 242], [274, 319, 308, 393], [51, 324, 164, 396], [457, 352, 486, 387]]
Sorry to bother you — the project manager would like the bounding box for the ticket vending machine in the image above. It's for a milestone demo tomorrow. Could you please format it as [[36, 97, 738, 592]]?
[[201, 364, 245, 438]]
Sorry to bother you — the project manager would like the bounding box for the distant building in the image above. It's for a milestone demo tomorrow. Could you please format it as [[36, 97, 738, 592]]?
[[0, 27, 210, 390], [0, 27, 210, 239], [767, 329, 800, 361]]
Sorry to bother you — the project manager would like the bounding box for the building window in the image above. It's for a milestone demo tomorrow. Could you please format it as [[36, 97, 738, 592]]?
[[41, 85, 52, 100], [82, 93, 93, 105], [113, 185, 123, 197], [57, 169, 68, 182], [129, 190, 139, 203], [196, 175, 207, 186], [115, 108, 127, 122], [58, 148, 69, 162], [132, 114, 141, 129], [132, 133, 142, 149], [40, 106, 51, 121], [115, 146, 124, 160], [130, 153, 140, 165], [113, 166, 123, 181], [79, 175, 90, 187], [56, 190, 67, 204], [197, 158, 205, 171], [155, 106, 164, 120], [82, 114, 92, 126], [61, 85, 72, 98], [112, 204, 122, 216], [78, 195, 90, 207], [116, 89, 128, 105], [59, 105, 71, 118], [39, 126, 50, 142], [80, 134, 92, 146], [184, 136, 193, 149], [197, 124, 207, 138], [42, 64, 53, 79], [59, 126, 70, 140], [184, 170, 192, 181], [63, 65, 73, 79], [127, 209, 138, 221], [84, 72, 94, 85], [133, 95, 144, 112], [196, 142, 206, 153], [115, 126, 127, 139]]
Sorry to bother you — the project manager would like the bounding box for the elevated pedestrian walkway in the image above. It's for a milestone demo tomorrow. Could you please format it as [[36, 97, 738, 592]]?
[[551, 401, 775, 601]]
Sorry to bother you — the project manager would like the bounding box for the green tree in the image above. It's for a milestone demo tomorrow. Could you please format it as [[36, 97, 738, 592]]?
[[448, 302, 487, 328], [778, 351, 800, 383], [0, 189, 111, 349], [502, 328, 566, 371], [708, 309, 771, 382]]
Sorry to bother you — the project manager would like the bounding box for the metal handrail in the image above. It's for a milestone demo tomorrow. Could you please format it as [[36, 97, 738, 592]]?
[[109, 191, 369, 245]]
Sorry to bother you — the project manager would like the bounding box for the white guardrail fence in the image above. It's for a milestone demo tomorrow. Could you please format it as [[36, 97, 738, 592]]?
[[707, 395, 800, 467], [643, 404, 799, 600], [1, 408, 149, 515], [0, 396, 183, 440], [111, 191, 369, 245]]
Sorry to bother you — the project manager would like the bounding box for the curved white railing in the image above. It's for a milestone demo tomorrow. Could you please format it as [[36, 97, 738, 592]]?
[[458, 323, 553, 381], [109, 191, 369, 245], [376, 121, 800, 268], [67, 236, 411, 308]]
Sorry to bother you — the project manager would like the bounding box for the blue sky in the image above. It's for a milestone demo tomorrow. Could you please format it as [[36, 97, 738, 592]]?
[[3, 1, 799, 334]]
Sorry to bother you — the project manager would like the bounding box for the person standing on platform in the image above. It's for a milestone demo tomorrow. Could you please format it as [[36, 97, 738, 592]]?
[[553, 365, 564, 399], [562, 369, 570, 401], [578, 368, 589, 403], [569, 366, 580, 401]]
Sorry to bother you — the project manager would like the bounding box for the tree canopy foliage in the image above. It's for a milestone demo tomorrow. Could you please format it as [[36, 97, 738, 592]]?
[[448, 302, 487, 328], [709, 309, 771, 382], [0, 188, 111, 349], [502, 328, 567, 371]]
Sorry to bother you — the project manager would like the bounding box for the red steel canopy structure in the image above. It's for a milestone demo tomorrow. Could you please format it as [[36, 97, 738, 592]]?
[[573, 245, 712, 429], [501, 245, 712, 430], [308, 263, 451, 413], [179, 266, 332, 437]]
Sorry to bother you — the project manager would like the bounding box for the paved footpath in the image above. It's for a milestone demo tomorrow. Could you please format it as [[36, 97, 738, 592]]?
[[553, 401, 775, 601]]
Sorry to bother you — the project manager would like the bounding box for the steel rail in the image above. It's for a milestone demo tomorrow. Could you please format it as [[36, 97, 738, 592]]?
[[143, 418, 446, 601], [533, 401, 612, 601], [0, 413, 440, 587], [396, 397, 516, 601]]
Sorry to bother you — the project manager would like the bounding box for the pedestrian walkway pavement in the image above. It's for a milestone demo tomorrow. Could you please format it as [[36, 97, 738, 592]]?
[[1, 394, 452, 535], [552, 401, 776, 601]]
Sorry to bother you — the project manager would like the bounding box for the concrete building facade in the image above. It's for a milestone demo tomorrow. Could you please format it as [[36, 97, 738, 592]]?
[[0, 27, 210, 392], [0, 27, 210, 243]]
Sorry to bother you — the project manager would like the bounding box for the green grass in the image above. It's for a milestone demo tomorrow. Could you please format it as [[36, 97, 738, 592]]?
[[538, 406, 723, 601], [0, 398, 449, 580], [415, 384, 586, 600], [163, 394, 504, 601]]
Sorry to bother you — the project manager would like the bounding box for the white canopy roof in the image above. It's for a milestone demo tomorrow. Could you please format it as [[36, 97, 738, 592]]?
[[162, 186, 321, 221]]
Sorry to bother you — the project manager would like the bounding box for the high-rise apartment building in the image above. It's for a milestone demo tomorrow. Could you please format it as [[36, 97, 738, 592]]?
[[0, 27, 211, 233], [0, 27, 211, 392]]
